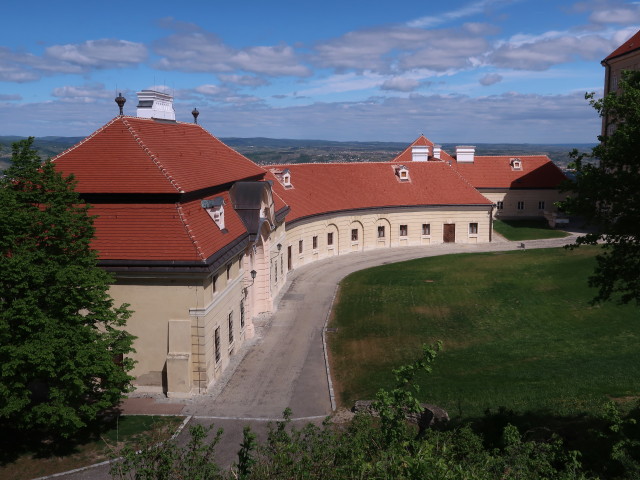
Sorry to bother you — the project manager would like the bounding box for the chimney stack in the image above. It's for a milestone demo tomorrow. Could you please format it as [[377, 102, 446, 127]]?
[[136, 90, 176, 121], [433, 145, 441, 160], [411, 145, 429, 162], [455, 146, 476, 163]]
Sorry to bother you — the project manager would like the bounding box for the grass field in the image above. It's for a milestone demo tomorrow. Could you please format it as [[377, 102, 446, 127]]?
[[0, 415, 183, 480], [493, 218, 570, 241], [328, 246, 640, 421]]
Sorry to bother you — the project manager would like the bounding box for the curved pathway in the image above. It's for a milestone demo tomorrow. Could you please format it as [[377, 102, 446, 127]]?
[[56, 234, 580, 479]]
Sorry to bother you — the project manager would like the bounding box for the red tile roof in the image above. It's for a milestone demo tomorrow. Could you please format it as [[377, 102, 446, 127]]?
[[88, 191, 247, 262], [268, 161, 491, 223], [604, 29, 640, 62], [53, 116, 266, 194], [450, 155, 567, 189]]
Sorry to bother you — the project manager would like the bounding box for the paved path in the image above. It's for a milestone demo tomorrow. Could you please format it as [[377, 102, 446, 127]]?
[[52, 233, 581, 479]]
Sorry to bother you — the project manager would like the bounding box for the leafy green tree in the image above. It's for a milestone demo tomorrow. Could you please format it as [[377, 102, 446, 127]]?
[[0, 138, 135, 438], [561, 70, 640, 304]]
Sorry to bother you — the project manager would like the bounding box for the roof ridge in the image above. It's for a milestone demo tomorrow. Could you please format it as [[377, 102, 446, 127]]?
[[121, 117, 185, 193], [175, 203, 206, 261], [51, 116, 121, 162]]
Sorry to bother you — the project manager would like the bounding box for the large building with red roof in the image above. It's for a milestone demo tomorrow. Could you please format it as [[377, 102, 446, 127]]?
[[52, 90, 566, 397], [601, 29, 640, 136]]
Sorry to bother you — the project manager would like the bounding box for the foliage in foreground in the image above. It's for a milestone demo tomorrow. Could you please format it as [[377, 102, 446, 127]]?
[[0, 138, 135, 438], [561, 70, 640, 305], [111, 345, 640, 479]]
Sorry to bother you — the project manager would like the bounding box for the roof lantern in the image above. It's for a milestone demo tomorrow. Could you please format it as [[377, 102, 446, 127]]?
[[433, 145, 442, 160], [456, 146, 476, 163], [136, 89, 176, 121], [411, 145, 429, 162]]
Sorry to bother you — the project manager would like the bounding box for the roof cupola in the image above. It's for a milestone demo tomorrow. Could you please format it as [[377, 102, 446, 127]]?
[[136, 89, 176, 121], [456, 146, 476, 163], [411, 145, 429, 162]]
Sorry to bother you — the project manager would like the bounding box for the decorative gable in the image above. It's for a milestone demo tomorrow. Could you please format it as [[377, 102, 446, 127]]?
[[202, 197, 226, 230]]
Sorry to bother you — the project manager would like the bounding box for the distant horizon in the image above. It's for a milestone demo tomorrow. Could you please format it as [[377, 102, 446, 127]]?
[[0, 133, 598, 147], [1, 1, 638, 143]]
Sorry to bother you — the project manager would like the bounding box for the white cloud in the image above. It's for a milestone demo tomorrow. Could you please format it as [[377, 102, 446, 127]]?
[[407, 0, 520, 28], [52, 83, 114, 102], [154, 23, 310, 77], [489, 33, 616, 70], [218, 74, 269, 87], [381, 78, 421, 92], [479, 73, 503, 85], [45, 39, 147, 68], [0, 93, 22, 101]]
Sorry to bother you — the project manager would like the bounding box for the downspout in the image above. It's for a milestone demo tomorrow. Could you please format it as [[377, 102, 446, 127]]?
[[490, 205, 494, 242]]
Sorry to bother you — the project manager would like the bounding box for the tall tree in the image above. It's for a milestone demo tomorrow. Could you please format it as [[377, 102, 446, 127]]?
[[561, 71, 640, 305], [0, 138, 135, 437]]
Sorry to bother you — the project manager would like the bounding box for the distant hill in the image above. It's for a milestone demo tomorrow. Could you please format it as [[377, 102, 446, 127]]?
[[0, 135, 595, 172]]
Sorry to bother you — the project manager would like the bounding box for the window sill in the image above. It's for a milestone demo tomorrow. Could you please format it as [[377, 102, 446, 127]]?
[[469, 234, 478, 238], [421, 235, 431, 238]]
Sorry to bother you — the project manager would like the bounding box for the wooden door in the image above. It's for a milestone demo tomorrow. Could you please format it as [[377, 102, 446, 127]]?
[[443, 224, 455, 243]]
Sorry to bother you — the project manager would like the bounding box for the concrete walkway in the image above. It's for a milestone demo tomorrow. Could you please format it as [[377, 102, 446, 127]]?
[[53, 233, 580, 479]]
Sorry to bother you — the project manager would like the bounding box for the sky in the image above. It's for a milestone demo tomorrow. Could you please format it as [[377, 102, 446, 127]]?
[[1, 0, 639, 143]]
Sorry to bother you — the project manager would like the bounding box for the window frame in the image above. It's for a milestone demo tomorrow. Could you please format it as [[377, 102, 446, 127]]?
[[469, 222, 478, 235], [517, 201, 525, 211], [327, 232, 334, 246], [228, 312, 234, 344], [312, 235, 318, 249], [351, 228, 358, 242], [214, 327, 221, 364], [377, 225, 385, 238], [298, 239, 303, 254], [422, 223, 430, 236], [399, 224, 408, 237]]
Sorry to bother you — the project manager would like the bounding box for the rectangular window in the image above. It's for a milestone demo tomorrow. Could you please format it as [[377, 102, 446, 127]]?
[[280, 256, 283, 274], [496, 201, 504, 210], [228, 312, 234, 344], [274, 259, 277, 283], [378, 226, 385, 238], [469, 223, 478, 235], [422, 223, 430, 236], [240, 301, 245, 329], [299, 240, 303, 253], [538, 201, 545, 210], [212, 275, 217, 294], [226, 264, 231, 280], [517, 201, 525, 211], [400, 225, 408, 237], [351, 229, 358, 241], [313, 235, 318, 249], [327, 232, 334, 246], [215, 327, 221, 363]]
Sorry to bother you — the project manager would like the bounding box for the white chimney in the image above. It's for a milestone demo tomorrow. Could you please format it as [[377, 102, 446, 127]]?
[[433, 145, 442, 159], [411, 145, 429, 162], [456, 146, 475, 163], [136, 90, 176, 121]]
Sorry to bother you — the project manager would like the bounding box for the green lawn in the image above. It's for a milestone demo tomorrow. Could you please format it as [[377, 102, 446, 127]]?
[[493, 218, 570, 240], [328, 246, 640, 421], [0, 415, 184, 480]]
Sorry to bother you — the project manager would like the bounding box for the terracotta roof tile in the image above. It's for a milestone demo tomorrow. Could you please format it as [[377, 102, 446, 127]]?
[[450, 155, 567, 189], [89, 190, 247, 262], [53, 116, 265, 194], [268, 161, 491, 223], [604, 29, 640, 62]]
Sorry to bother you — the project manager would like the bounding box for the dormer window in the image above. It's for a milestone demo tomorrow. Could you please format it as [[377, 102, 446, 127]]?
[[510, 158, 522, 170], [394, 165, 410, 182], [202, 197, 226, 230], [270, 168, 293, 188]]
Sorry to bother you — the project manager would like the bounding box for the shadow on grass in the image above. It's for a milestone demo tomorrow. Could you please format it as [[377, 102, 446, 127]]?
[[0, 405, 124, 466], [458, 404, 640, 478]]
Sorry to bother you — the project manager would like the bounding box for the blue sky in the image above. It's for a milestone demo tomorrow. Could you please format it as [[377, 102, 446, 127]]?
[[1, 0, 638, 143]]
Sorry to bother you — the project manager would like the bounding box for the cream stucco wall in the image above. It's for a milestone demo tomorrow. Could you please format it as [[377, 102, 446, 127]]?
[[480, 189, 566, 219], [284, 205, 492, 269]]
